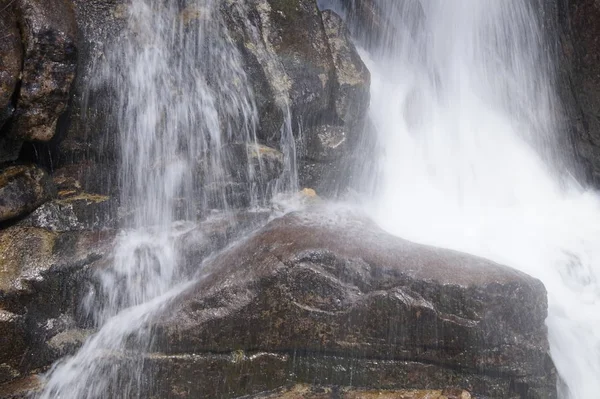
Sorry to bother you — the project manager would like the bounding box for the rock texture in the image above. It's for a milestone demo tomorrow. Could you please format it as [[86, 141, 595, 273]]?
[[0, 5, 24, 162], [137, 207, 555, 399], [10, 0, 78, 143], [249, 385, 472, 399], [560, 0, 600, 185], [0, 226, 113, 383], [0, 165, 55, 222]]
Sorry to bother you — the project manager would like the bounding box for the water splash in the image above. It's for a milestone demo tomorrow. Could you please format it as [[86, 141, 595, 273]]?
[[358, 1, 600, 397]]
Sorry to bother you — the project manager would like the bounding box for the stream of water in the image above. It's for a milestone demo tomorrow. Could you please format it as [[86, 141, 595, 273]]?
[[360, 1, 600, 398]]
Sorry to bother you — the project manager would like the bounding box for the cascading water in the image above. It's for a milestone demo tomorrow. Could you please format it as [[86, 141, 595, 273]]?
[[35, 0, 281, 397], [355, 1, 600, 398]]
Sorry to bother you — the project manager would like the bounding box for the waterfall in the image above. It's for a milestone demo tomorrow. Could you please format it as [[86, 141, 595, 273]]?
[[358, 1, 600, 398], [36, 0, 281, 397]]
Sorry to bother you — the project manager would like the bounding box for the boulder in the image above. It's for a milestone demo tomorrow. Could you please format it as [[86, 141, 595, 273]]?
[[137, 207, 556, 398], [9, 0, 78, 143], [0, 165, 55, 222]]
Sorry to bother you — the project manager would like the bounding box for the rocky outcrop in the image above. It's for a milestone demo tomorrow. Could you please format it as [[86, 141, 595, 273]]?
[[0, 165, 55, 222], [126, 207, 556, 399]]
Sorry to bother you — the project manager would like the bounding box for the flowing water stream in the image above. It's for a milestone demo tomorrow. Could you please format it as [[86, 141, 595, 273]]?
[[37, 0, 280, 397], [357, 1, 600, 398]]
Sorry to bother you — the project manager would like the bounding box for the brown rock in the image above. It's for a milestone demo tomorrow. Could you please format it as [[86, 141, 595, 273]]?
[[145, 207, 556, 398], [0, 3, 24, 162], [0, 225, 113, 383], [0, 4, 22, 128], [0, 165, 55, 222], [10, 0, 77, 142]]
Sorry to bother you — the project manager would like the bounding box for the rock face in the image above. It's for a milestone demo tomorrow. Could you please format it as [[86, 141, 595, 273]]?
[[560, 0, 600, 185], [138, 207, 556, 399], [10, 0, 78, 143], [0, 226, 113, 383], [0, 6, 22, 129], [0, 6, 24, 162], [0, 165, 55, 222]]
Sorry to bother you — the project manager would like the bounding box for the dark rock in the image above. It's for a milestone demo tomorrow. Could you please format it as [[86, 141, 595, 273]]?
[[9, 0, 78, 143], [56, 0, 126, 167], [0, 225, 113, 383], [559, 0, 600, 185], [0, 165, 55, 222], [301, 124, 348, 163], [0, 5, 22, 130], [222, 0, 335, 144], [322, 10, 370, 129], [0, 4, 24, 162], [141, 207, 556, 399]]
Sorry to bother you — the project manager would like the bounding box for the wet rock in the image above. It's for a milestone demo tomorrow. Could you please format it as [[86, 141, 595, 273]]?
[[0, 5, 22, 130], [223, 0, 335, 143], [322, 10, 370, 129], [0, 226, 113, 383], [145, 207, 556, 399], [249, 384, 472, 399], [10, 0, 78, 143], [56, 0, 126, 166], [0, 5, 24, 162], [18, 193, 117, 231], [302, 124, 348, 162], [559, 0, 600, 185], [0, 375, 41, 399], [200, 143, 284, 210], [0, 165, 55, 222]]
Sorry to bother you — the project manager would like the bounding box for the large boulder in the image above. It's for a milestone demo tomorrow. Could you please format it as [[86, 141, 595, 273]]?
[[0, 165, 56, 222], [134, 207, 556, 398]]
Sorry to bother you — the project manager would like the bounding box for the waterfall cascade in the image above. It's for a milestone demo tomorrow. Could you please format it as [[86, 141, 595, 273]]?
[[357, 1, 600, 398], [36, 0, 283, 397]]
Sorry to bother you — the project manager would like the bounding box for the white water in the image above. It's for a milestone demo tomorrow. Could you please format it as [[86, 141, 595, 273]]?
[[362, 1, 600, 398]]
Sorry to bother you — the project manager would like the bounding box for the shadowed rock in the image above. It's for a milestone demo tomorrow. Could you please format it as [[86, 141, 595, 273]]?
[[0, 4, 23, 162], [9, 0, 78, 143], [0, 165, 55, 222]]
